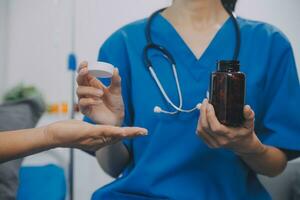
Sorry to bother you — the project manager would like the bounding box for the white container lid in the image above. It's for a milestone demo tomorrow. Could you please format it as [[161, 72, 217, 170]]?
[[88, 61, 114, 78]]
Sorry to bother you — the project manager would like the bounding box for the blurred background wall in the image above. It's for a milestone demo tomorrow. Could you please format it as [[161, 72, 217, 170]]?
[[0, 0, 299, 101], [0, 0, 299, 200], [237, 0, 300, 71], [0, 0, 8, 98]]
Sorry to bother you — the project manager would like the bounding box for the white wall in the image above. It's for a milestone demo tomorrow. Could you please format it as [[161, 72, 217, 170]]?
[[3, 0, 299, 103], [5, 0, 171, 103], [236, 0, 300, 73], [1, 0, 299, 200], [6, 0, 73, 103], [0, 0, 8, 98]]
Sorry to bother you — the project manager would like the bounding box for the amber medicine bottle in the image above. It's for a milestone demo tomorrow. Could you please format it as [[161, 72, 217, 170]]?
[[209, 60, 245, 127]]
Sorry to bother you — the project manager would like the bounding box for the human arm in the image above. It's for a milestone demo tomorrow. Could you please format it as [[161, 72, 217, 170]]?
[[95, 141, 130, 178], [196, 99, 287, 177], [0, 120, 147, 163], [77, 61, 133, 177]]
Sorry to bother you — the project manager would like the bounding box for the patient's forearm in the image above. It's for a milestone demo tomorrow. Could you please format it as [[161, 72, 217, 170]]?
[[0, 127, 53, 163], [95, 141, 130, 178]]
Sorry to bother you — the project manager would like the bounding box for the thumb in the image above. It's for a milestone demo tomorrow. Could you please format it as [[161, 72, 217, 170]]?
[[243, 105, 255, 129], [109, 68, 122, 94]]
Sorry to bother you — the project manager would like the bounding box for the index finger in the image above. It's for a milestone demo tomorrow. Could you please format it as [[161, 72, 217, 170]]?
[[96, 125, 148, 138], [77, 66, 103, 89], [77, 61, 91, 86], [77, 61, 88, 73]]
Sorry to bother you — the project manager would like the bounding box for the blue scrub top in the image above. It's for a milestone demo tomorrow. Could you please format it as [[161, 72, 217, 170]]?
[[86, 14, 300, 200]]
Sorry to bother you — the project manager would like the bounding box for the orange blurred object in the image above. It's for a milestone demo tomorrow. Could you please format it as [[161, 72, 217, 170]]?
[[50, 103, 59, 113], [61, 102, 69, 113]]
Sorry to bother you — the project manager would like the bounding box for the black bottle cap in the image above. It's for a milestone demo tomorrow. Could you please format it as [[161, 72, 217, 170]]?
[[217, 60, 240, 72]]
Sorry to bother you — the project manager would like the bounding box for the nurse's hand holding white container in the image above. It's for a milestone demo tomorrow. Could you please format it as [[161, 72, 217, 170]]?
[[77, 61, 132, 177], [77, 61, 125, 127]]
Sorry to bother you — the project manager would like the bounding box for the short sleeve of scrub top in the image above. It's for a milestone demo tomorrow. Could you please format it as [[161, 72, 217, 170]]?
[[90, 16, 300, 200], [252, 29, 300, 154]]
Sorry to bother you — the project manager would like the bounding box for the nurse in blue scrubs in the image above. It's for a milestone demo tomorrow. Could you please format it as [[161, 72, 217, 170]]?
[[77, 0, 300, 199]]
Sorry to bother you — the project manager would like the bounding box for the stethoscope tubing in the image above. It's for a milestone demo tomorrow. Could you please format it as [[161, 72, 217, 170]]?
[[143, 6, 240, 114]]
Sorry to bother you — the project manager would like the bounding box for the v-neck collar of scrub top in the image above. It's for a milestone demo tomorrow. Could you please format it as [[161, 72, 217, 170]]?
[[151, 13, 236, 81]]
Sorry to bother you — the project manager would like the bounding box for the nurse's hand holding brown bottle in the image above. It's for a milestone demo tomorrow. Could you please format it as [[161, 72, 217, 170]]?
[[196, 99, 287, 177]]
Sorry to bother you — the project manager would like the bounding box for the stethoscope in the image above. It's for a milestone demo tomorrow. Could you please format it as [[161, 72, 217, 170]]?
[[143, 6, 241, 115]]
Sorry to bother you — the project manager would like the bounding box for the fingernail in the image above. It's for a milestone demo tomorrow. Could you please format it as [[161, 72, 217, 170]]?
[[207, 104, 211, 112], [196, 103, 202, 110], [79, 68, 87, 75], [139, 128, 148, 135], [140, 131, 148, 136], [97, 89, 103, 95]]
